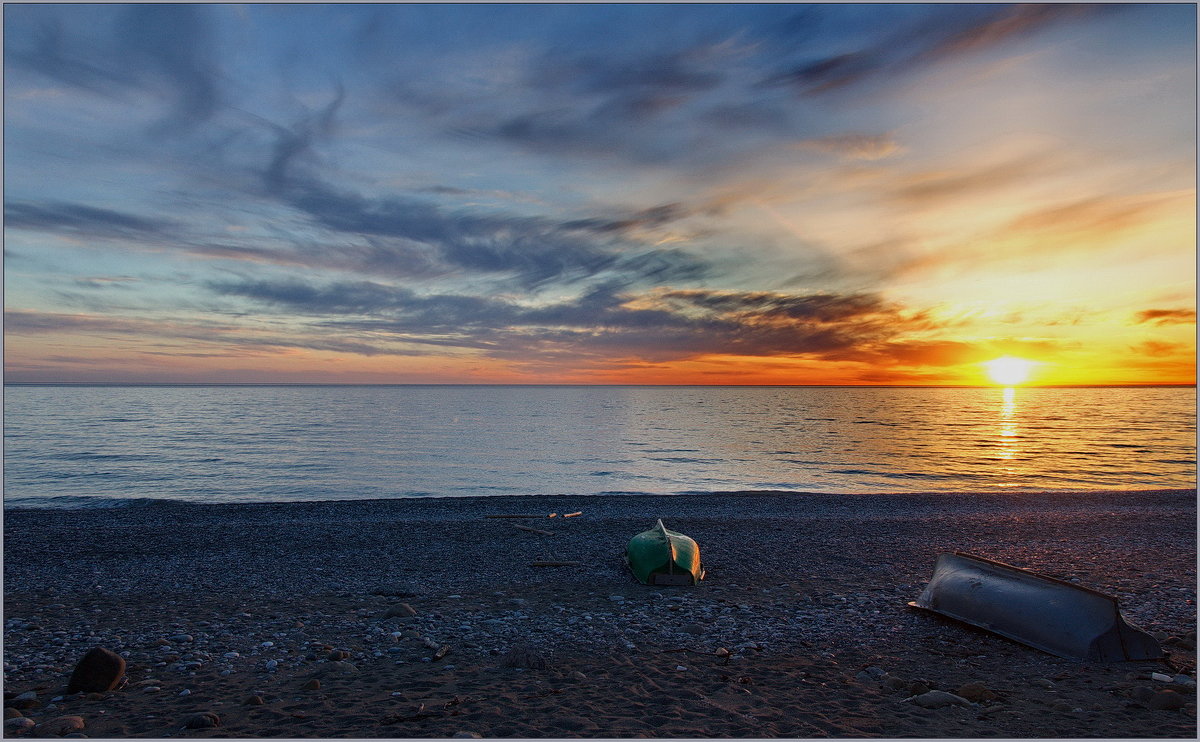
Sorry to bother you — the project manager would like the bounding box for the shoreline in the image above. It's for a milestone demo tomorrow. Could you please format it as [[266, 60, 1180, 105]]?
[[4, 488, 1196, 737], [4, 486, 1195, 512]]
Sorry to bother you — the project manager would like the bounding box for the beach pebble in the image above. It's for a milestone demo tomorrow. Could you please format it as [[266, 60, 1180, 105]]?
[[715, 647, 731, 657], [4, 708, 24, 720], [34, 715, 85, 736], [184, 711, 220, 729], [383, 603, 418, 619], [4, 717, 35, 735], [1151, 672, 1172, 682], [682, 623, 705, 636], [570, 671, 587, 682], [1149, 691, 1188, 711], [265, 659, 279, 671], [178, 689, 191, 697], [912, 690, 971, 709], [67, 647, 125, 693], [169, 634, 194, 643], [675, 665, 688, 671], [327, 650, 350, 661], [10, 692, 38, 710], [1032, 678, 1056, 689], [957, 682, 998, 702]]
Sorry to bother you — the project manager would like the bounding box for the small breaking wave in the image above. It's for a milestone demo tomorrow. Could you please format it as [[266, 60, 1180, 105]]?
[[2, 495, 189, 511]]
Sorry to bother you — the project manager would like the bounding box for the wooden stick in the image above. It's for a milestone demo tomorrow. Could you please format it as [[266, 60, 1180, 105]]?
[[513, 525, 554, 536], [530, 561, 581, 567], [562, 511, 582, 518]]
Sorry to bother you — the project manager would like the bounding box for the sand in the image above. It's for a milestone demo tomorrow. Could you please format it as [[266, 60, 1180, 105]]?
[[3, 489, 1196, 738]]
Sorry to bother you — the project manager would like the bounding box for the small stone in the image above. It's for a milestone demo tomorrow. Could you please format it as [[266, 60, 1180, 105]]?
[[715, 648, 731, 658], [4, 708, 24, 720], [1149, 691, 1187, 711], [1151, 672, 1173, 682], [67, 648, 126, 693], [608, 595, 625, 602], [675, 665, 688, 671], [570, 671, 587, 682], [912, 690, 971, 709], [265, 660, 279, 671], [184, 712, 220, 729], [682, 623, 704, 636], [243, 695, 265, 705], [169, 634, 194, 643], [4, 717, 35, 735], [1032, 678, 1056, 689], [883, 676, 909, 693], [327, 650, 350, 661], [957, 682, 998, 703], [34, 715, 85, 736], [303, 679, 321, 691], [907, 681, 931, 696], [10, 692, 37, 710], [178, 689, 191, 697]]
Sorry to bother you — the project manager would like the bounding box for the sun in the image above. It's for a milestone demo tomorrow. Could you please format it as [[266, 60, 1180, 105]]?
[[983, 356, 1037, 386]]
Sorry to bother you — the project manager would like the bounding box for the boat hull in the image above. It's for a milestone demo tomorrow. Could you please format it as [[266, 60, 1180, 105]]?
[[910, 552, 1162, 662], [626, 520, 704, 586]]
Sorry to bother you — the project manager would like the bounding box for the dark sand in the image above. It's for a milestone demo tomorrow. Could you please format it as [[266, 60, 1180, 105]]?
[[3, 489, 1196, 738]]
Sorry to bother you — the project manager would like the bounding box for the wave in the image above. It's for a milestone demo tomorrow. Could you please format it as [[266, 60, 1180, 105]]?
[[2, 495, 189, 511]]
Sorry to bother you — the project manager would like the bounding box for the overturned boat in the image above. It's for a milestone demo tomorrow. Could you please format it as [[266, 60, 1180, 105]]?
[[909, 552, 1162, 662], [625, 519, 705, 586]]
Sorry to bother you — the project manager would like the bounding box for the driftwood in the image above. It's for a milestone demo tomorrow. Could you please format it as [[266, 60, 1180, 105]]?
[[530, 561, 581, 567], [513, 525, 554, 536], [563, 512, 583, 518]]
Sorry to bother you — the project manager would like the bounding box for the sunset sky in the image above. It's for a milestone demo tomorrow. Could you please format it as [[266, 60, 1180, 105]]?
[[4, 3, 1196, 385]]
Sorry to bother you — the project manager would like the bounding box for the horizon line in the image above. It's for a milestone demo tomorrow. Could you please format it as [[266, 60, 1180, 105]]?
[[4, 382, 1196, 389]]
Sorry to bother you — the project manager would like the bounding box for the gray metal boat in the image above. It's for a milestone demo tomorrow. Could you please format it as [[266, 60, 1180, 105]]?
[[909, 552, 1163, 662]]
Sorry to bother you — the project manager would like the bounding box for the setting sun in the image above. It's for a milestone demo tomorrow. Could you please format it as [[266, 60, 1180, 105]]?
[[983, 356, 1037, 386]]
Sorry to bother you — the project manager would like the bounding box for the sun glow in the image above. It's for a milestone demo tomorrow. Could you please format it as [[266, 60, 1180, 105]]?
[[983, 356, 1037, 386]]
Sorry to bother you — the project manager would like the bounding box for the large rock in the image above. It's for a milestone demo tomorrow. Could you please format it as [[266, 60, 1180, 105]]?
[[912, 690, 971, 709], [957, 682, 998, 702], [34, 716, 85, 736], [184, 712, 221, 729], [3, 717, 35, 735], [67, 648, 125, 693]]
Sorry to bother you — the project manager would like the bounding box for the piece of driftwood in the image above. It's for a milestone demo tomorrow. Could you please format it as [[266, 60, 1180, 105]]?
[[513, 525, 554, 536], [530, 561, 581, 567], [563, 512, 583, 518]]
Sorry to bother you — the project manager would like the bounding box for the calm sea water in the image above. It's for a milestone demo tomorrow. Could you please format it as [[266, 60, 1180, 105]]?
[[3, 385, 1195, 508]]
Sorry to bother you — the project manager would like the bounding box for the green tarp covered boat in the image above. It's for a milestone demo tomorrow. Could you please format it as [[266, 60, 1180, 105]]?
[[625, 519, 705, 586]]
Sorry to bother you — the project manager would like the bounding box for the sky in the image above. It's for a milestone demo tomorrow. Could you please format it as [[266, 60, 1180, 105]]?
[[4, 3, 1196, 385]]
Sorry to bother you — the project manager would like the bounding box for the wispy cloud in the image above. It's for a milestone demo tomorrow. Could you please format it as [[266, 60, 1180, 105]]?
[[1135, 308, 1197, 325]]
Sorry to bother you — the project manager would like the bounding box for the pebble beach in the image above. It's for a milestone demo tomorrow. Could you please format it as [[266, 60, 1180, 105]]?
[[3, 489, 1196, 738]]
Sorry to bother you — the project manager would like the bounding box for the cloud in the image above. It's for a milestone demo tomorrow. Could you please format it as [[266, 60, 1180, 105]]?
[[796, 133, 902, 161], [763, 4, 1108, 96], [5, 201, 175, 239], [1132, 340, 1186, 357], [1135, 308, 1197, 325]]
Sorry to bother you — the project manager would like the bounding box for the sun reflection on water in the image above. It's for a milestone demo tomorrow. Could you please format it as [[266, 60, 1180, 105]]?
[[995, 387, 1023, 484]]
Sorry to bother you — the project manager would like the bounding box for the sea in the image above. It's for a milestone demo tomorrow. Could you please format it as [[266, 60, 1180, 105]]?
[[3, 385, 1195, 509]]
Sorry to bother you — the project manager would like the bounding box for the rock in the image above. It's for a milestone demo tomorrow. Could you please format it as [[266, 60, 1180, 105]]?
[[243, 695, 265, 706], [34, 715, 85, 736], [184, 712, 220, 729], [570, 671, 587, 682], [10, 692, 38, 710], [383, 603, 418, 619], [452, 732, 482, 738], [682, 623, 704, 636], [303, 679, 321, 691], [4, 717, 35, 735], [310, 661, 358, 678], [715, 648, 731, 658], [500, 645, 551, 670], [1149, 691, 1187, 711], [327, 650, 350, 661], [1131, 686, 1157, 704], [169, 634, 194, 643], [265, 660, 279, 671], [882, 676, 910, 693], [4, 708, 23, 720], [912, 690, 971, 709], [907, 681, 931, 696], [67, 648, 126, 693], [1032, 678, 1056, 689], [957, 682, 998, 703], [1151, 672, 1173, 682]]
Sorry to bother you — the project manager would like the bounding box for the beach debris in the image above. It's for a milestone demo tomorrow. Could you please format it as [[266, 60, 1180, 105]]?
[[67, 647, 126, 693], [34, 715, 86, 736], [909, 552, 1162, 662], [500, 644, 551, 670], [184, 711, 221, 729], [530, 561, 581, 567], [910, 690, 972, 709], [432, 645, 451, 661], [513, 525, 555, 536], [3, 717, 35, 735], [625, 520, 705, 586]]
